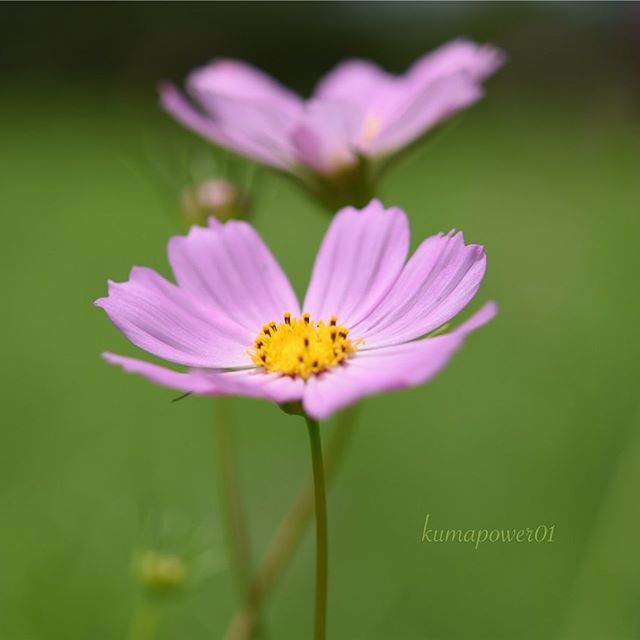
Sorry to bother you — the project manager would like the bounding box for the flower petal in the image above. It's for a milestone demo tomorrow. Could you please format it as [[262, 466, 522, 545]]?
[[160, 83, 295, 169], [372, 40, 505, 156], [95, 267, 251, 368], [302, 199, 409, 327], [302, 302, 496, 420], [314, 59, 396, 111], [168, 221, 300, 335], [405, 39, 505, 88], [187, 58, 302, 113], [104, 353, 304, 404], [368, 73, 483, 157], [289, 99, 362, 173], [160, 83, 232, 147], [352, 232, 486, 349]]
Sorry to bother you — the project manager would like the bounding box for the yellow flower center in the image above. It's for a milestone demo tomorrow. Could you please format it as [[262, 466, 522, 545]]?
[[251, 312, 359, 380]]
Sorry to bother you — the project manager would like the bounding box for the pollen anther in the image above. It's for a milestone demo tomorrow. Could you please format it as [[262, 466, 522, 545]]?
[[250, 312, 359, 380]]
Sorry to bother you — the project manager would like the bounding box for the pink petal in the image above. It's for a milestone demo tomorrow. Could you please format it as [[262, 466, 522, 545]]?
[[314, 59, 396, 111], [302, 302, 496, 420], [187, 58, 302, 114], [160, 83, 294, 169], [289, 99, 361, 173], [405, 39, 505, 88], [168, 221, 300, 335], [352, 232, 486, 349], [368, 40, 504, 156], [160, 83, 232, 147], [191, 92, 299, 166], [368, 73, 483, 156], [302, 199, 409, 327], [96, 267, 252, 368], [104, 353, 304, 404]]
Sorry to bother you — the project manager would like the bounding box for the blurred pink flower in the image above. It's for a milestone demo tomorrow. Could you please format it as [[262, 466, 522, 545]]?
[[160, 40, 504, 191], [96, 200, 495, 420]]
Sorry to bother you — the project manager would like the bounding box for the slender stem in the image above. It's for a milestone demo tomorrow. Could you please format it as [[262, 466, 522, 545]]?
[[213, 397, 259, 631], [223, 406, 358, 640], [305, 416, 328, 640], [127, 599, 160, 640], [559, 406, 640, 639]]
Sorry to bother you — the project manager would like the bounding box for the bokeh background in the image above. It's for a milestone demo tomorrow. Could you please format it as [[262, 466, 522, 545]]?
[[2, 2, 640, 639]]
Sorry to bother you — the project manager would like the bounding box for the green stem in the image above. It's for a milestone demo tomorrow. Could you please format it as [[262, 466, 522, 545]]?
[[127, 599, 160, 640], [223, 406, 358, 640], [213, 397, 258, 631], [305, 416, 328, 640]]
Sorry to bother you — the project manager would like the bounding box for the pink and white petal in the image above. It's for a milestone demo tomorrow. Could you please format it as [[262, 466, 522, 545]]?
[[104, 353, 304, 404], [352, 232, 486, 349], [405, 39, 505, 88], [367, 74, 483, 157], [187, 58, 302, 114], [96, 267, 251, 368], [302, 302, 496, 420], [302, 200, 409, 328], [168, 222, 300, 335]]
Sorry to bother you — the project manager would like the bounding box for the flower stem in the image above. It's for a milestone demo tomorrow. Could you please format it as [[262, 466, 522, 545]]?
[[127, 599, 160, 640], [213, 397, 259, 631], [305, 416, 328, 640], [223, 406, 358, 640]]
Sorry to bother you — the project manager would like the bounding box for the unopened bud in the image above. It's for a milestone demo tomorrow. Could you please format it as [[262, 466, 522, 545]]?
[[136, 550, 186, 595], [181, 178, 251, 225]]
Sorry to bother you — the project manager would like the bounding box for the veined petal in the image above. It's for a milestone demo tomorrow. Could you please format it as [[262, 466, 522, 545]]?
[[95, 267, 251, 368], [302, 200, 409, 327], [352, 232, 486, 348], [168, 221, 300, 335], [104, 353, 304, 404], [302, 302, 496, 420]]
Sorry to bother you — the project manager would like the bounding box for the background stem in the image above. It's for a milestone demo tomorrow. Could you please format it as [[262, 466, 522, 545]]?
[[127, 599, 160, 640], [213, 397, 259, 634], [223, 407, 358, 640]]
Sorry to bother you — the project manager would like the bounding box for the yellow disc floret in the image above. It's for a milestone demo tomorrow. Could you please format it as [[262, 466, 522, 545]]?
[[251, 312, 359, 379]]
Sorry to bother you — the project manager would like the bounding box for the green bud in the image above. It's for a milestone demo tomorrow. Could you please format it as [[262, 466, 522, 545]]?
[[136, 550, 186, 596]]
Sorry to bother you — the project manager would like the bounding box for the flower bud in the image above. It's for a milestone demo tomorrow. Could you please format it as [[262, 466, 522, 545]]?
[[181, 178, 252, 225], [136, 550, 186, 596]]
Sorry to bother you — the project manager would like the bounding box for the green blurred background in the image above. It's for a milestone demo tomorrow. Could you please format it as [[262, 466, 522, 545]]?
[[1, 2, 639, 639]]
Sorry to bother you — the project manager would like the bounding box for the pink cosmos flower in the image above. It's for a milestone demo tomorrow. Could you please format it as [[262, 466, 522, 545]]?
[[160, 40, 504, 203], [96, 200, 496, 420]]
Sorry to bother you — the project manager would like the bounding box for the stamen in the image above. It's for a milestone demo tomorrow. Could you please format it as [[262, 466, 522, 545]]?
[[250, 312, 359, 380]]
